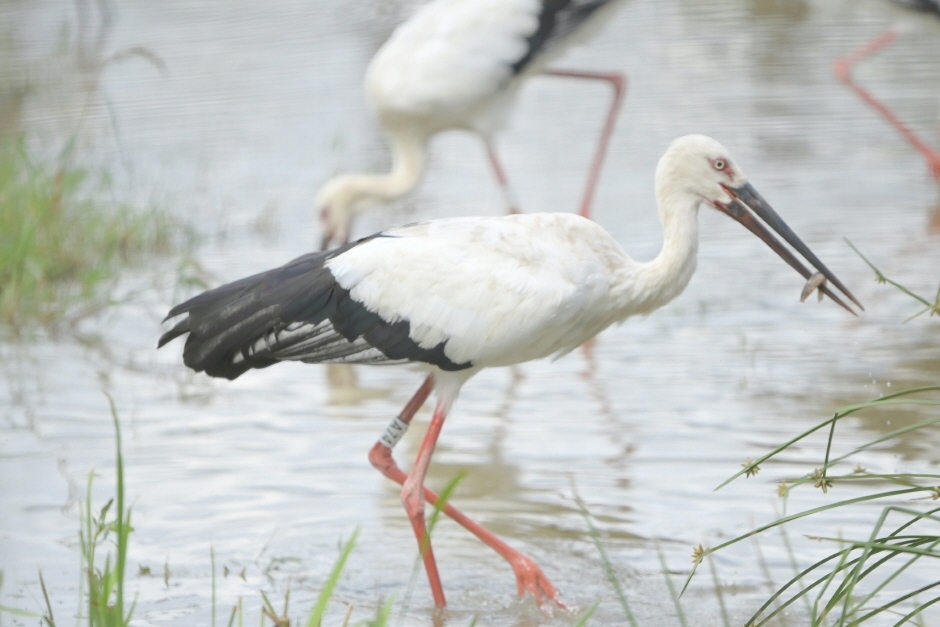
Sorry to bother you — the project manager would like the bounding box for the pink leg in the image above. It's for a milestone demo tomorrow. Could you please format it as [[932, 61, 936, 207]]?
[[485, 143, 521, 214], [541, 69, 627, 219], [403, 399, 449, 606], [368, 377, 562, 607], [834, 30, 940, 183], [579, 337, 597, 380]]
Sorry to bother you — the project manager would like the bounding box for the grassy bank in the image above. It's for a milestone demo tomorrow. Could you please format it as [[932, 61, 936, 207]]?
[[0, 399, 480, 627], [0, 137, 176, 328]]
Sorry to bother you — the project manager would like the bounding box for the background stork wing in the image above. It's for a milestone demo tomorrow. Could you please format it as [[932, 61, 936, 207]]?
[[512, 0, 620, 74]]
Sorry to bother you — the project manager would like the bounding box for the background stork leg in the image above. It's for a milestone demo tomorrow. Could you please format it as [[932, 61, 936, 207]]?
[[834, 30, 940, 184], [541, 69, 626, 219], [485, 142, 521, 214], [369, 378, 562, 606]]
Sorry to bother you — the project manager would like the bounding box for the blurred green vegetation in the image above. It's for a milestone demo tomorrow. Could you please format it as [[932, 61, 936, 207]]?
[[0, 137, 176, 329]]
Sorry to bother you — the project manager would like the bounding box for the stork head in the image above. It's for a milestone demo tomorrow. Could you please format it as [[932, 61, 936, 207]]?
[[656, 134, 864, 315], [655, 134, 749, 211], [316, 176, 364, 251]]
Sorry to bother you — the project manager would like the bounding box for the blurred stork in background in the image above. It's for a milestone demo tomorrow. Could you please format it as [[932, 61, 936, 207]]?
[[316, 0, 627, 250], [318, 0, 628, 402]]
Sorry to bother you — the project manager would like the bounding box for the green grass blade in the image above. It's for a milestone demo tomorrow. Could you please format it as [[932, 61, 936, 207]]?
[[829, 504, 935, 624], [0, 605, 39, 618], [747, 505, 940, 625], [852, 539, 940, 621], [398, 472, 463, 624], [747, 549, 858, 627], [654, 542, 688, 627], [890, 593, 940, 627], [845, 238, 933, 306], [826, 416, 940, 468], [707, 556, 731, 627], [305, 527, 359, 627], [367, 595, 395, 627], [709, 488, 925, 557], [748, 533, 787, 627], [38, 570, 55, 627], [854, 581, 940, 624], [573, 600, 600, 627], [716, 387, 940, 490], [810, 537, 940, 561], [425, 472, 465, 548], [105, 393, 129, 626], [571, 484, 639, 627]]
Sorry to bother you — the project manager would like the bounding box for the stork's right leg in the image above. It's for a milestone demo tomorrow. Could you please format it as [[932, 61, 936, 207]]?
[[540, 68, 626, 219], [368, 376, 562, 606], [484, 142, 522, 215]]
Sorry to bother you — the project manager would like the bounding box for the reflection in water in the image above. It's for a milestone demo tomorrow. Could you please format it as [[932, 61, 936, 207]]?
[[325, 363, 391, 405], [745, 0, 810, 20], [384, 350, 640, 557]]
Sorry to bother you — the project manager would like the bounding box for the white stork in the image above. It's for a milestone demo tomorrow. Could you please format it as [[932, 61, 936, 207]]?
[[834, 0, 940, 185], [316, 0, 627, 249], [160, 135, 862, 607]]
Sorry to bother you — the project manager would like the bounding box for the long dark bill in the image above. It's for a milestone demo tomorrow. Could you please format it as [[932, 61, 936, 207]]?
[[717, 183, 863, 316]]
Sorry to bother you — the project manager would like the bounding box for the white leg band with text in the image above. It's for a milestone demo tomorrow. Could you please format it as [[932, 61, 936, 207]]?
[[379, 416, 410, 449]]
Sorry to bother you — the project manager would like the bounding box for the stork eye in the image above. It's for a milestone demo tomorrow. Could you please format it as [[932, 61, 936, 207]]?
[[713, 159, 726, 170]]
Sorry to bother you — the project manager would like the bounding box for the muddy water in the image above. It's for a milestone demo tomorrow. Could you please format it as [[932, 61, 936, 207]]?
[[2, 0, 940, 625]]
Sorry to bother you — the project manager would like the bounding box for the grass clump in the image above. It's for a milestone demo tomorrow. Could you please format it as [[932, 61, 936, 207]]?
[[73, 394, 135, 627], [0, 137, 175, 328], [13, 394, 137, 627], [689, 386, 940, 626]]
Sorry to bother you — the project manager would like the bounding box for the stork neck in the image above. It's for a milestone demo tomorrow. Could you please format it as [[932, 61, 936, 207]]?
[[353, 129, 426, 205], [616, 189, 700, 315]]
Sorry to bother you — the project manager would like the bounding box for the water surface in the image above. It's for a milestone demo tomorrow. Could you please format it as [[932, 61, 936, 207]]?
[[2, 0, 940, 625]]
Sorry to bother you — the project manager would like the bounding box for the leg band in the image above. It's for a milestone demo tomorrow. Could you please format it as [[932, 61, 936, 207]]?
[[379, 416, 410, 449]]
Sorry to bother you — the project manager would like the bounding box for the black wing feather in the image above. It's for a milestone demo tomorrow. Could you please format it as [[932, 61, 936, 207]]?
[[511, 0, 617, 74], [893, 0, 940, 18], [158, 237, 472, 380]]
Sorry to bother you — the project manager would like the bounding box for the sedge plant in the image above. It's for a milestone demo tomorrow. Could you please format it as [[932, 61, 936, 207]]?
[[685, 386, 940, 627]]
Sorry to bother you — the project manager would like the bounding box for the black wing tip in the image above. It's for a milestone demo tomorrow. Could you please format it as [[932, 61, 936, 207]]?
[[203, 361, 253, 380], [894, 0, 940, 18], [157, 317, 190, 349], [512, 0, 618, 74]]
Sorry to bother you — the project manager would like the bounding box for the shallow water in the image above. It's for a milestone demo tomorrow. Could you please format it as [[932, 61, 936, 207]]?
[[2, 0, 940, 625]]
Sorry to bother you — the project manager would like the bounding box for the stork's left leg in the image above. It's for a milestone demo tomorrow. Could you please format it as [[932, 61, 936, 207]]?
[[541, 69, 626, 219], [369, 378, 561, 606], [400, 399, 449, 607]]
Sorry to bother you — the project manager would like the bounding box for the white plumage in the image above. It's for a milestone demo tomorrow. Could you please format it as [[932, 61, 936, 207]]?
[[366, 1, 535, 130], [327, 214, 630, 368], [161, 135, 861, 608], [317, 0, 626, 248]]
